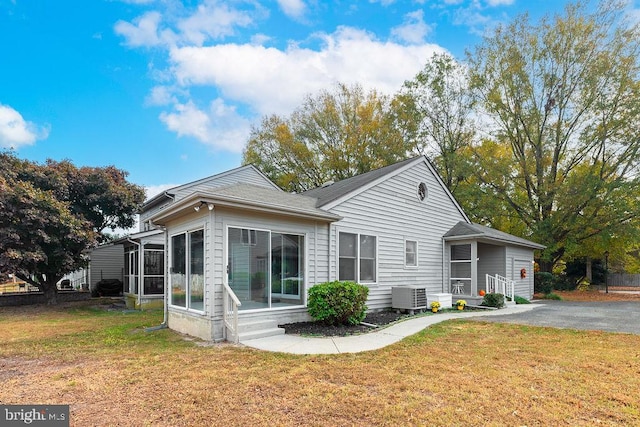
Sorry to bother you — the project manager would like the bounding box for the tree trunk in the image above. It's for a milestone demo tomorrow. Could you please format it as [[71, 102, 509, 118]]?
[[586, 257, 592, 282], [41, 283, 59, 305]]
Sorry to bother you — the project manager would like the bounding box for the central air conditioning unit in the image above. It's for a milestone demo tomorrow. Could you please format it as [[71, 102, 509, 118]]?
[[392, 285, 427, 313]]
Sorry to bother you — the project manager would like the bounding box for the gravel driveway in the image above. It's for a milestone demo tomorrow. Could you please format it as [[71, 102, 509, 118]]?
[[473, 300, 640, 335]]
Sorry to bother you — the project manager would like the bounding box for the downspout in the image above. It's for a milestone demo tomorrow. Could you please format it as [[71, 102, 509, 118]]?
[[442, 237, 446, 293]]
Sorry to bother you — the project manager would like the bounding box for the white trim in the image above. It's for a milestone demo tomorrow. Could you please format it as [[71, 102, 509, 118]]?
[[404, 239, 419, 268], [168, 226, 206, 314], [337, 230, 379, 285], [224, 223, 308, 311]]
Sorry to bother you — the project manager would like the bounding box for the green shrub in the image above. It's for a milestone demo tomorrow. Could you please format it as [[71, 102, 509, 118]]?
[[514, 295, 531, 304], [542, 292, 562, 300], [534, 272, 555, 294], [481, 293, 505, 308], [307, 281, 369, 325]]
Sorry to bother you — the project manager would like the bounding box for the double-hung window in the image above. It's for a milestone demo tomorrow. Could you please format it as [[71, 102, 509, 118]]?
[[338, 232, 377, 283], [170, 229, 204, 311], [405, 240, 418, 267]]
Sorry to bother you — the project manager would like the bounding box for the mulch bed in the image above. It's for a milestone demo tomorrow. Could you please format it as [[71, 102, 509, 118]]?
[[279, 310, 421, 337]]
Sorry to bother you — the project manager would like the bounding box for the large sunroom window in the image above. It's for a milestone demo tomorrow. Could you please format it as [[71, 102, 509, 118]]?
[[338, 232, 377, 283], [227, 227, 305, 310], [170, 230, 204, 311]]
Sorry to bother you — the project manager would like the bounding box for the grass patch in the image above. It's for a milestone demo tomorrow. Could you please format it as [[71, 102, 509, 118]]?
[[1, 300, 640, 426]]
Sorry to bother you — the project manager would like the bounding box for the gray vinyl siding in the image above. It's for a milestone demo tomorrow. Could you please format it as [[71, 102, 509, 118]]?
[[326, 160, 466, 311], [140, 202, 173, 227], [139, 166, 277, 228], [506, 246, 535, 299], [89, 245, 124, 286], [477, 243, 505, 292]]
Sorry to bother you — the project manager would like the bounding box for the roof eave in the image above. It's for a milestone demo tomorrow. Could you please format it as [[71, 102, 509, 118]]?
[[151, 192, 341, 225], [444, 234, 546, 250]]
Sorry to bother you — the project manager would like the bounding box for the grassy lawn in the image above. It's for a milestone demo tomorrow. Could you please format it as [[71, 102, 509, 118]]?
[[1, 297, 640, 426]]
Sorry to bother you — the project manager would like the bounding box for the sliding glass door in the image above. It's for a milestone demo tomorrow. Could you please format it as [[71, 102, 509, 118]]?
[[228, 227, 304, 310]]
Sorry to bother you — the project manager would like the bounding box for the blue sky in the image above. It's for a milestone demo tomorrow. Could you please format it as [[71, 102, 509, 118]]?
[[1, 0, 634, 199]]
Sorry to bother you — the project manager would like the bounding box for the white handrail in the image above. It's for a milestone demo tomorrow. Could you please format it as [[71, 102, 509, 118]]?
[[485, 274, 515, 301], [222, 282, 241, 343]]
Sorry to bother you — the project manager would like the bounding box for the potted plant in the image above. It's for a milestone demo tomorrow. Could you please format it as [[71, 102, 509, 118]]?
[[430, 301, 441, 313], [455, 299, 467, 310]]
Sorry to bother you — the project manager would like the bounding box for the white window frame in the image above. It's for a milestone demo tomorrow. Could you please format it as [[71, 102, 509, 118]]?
[[142, 248, 164, 296], [169, 228, 205, 313], [338, 231, 378, 284], [225, 224, 307, 310], [405, 239, 418, 268]]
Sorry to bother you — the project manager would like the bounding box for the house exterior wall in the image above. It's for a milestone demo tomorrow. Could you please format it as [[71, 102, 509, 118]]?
[[477, 243, 506, 292], [139, 166, 278, 228], [326, 160, 467, 311], [506, 246, 535, 299], [163, 206, 330, 341], [89, 244, 124, 287]]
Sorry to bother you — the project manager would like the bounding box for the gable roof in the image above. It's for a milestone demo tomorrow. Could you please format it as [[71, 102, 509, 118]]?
[[142, 164, 280, 211], [301, 156, 469, 223], [151, 183, 341, 225], [444, 222, 545, 249], [301, 156, 419, 207]]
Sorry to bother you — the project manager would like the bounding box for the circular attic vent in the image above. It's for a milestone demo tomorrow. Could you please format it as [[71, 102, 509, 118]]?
[[417, 182, 428, 202]]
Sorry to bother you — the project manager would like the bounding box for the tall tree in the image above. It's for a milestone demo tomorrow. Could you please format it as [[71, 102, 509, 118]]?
[[466, 0, 640, 270], [243, 83, 418, 192], [0, 152, 145, 303], [402, 52, 476, 193]]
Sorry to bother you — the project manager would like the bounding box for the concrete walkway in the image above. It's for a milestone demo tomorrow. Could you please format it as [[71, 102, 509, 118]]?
[[241, 304, 541, 354]]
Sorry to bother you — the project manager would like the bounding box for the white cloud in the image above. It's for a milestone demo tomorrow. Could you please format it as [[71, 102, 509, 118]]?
[[117, 3, 447, 153], [145, 183, 179, 200], [145, 85, 178, 106], [177, 2, 254, 46], [159, 99, 251, 152], [0, 104, 49, 149], [391, 10, 433, 44], [277, 0, 306, 19], [485, 0, 514, 6], [369, 0, 397, 6], [114, 11, 167, 47], [169, 26, 444, 116], [115, 2, 259, 48]]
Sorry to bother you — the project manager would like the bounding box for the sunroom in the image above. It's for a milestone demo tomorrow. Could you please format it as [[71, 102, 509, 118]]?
[[150, 184, 341, 342]]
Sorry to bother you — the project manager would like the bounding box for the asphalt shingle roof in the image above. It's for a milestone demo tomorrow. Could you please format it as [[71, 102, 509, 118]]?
[[444, 221, 545, 249], [301, 156, 422, 207]]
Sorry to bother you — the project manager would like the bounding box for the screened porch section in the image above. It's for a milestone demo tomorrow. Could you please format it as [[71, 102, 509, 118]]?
[[124, 244, 165, 296], [227, 227, 305, 310], [450, 244, 471, 295]]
